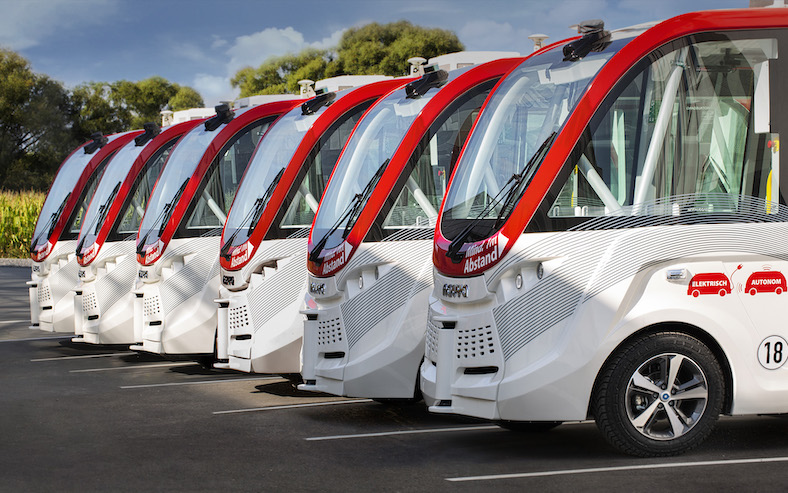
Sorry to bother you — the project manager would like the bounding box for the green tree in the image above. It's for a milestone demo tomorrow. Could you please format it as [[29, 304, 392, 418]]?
[[169, 86, 204, 110], [231, 21, 464, 97], [333, 21, 464, 76], [70, 81, 132, 141], [232, 48, 334, 97], [0, 48, 74, 189]]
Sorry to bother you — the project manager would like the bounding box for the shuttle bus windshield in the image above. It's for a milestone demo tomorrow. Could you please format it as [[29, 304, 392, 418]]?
[[222, 93, 341, 249], [311, 69, 465, 254], [76, 142, 147, 251], [440, 34, 630, 244]]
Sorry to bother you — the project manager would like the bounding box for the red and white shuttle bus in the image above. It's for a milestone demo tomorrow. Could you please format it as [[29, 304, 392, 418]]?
[[422, 8, 788, 456], [299, 57, 523, 399], [29, 131, 142, 333], [216, 79, 404, 374], [73, 120, 204, 344], [133, 101, 299, 359]]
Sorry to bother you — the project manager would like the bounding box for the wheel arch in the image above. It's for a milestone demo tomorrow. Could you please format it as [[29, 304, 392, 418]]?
[[588, 321, 734, 419]]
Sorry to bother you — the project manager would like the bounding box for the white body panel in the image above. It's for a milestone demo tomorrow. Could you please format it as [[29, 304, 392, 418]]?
[[78, 240, 138, 344], [299, 236, 433, 398], [136, 235, 220, 355], [422, 222, 788, 421], [217, 236, 309, 373], [31, 239, 78, 333]]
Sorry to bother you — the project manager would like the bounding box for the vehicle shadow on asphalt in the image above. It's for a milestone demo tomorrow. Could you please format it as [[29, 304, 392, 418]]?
[[253, 380, 336, 398]]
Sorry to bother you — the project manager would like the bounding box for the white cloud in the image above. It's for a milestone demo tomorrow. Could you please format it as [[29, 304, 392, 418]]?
[[193, 73, 239, 107], [169, 42, 215, 65], [227, 27, 309, 74], [211, 35, 228, 50], [0, 0, 118, 50], [459, 20, 527, 52]]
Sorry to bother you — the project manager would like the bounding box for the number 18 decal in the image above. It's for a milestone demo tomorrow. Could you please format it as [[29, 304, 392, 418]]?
[[758, 335, 788, 370]]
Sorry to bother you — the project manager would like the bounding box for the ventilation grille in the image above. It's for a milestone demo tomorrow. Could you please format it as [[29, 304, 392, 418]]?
[[317, 317, 343, 346], [229, 304, 250, 333], [143, 295, 161, 317], [37, 284, 52, 305], [82, 292, 98, 312], [425, 318, 439, 361], [456, 325, 496, 359]]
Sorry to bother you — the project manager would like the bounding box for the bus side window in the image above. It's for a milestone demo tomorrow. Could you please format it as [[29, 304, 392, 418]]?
[[548, 36, 778, 221]]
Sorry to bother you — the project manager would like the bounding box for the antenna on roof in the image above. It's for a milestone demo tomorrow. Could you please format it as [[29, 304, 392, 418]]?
[[299, 79, 316, 98], [528, 34, 549, 52], [408, 57, 427, 76]]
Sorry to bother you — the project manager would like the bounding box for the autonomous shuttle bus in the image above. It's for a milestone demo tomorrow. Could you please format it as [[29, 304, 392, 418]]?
[[216, 79, 405, 373], [299, 57, 522, 399], [74, 120, 203, 344], [134, 101, 299, 357], [422, 8, 788, 456], [29, 131, 142, 333]]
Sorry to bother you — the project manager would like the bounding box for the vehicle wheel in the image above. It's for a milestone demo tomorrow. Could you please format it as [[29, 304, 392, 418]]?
[[593, 332, 724, 457], [718, 289, 726, 297], [498, 421, 562, 432], [777, 287, 783, 295], [750, 288, 757, 296], [692, 290, 700, 298]]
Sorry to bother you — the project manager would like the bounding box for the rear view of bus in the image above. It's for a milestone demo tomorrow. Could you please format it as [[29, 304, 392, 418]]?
[[74, 120, 202, 344], [216, 79, 404, 374], [300, 57, 522, 400], [424, 8, 788, 456], [29, 131, 141, 333]]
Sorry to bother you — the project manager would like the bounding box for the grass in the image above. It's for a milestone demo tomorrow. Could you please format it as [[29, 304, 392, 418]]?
[[0, 190, 45, 259]]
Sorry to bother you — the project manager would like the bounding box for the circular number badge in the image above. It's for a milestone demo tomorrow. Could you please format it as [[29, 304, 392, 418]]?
[[758, 335, 788, 370]]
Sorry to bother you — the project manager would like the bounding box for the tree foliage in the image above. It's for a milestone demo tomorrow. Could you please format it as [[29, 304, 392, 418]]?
[[169, 86, 204, 111], [232, 21, 464, 97], [232, 48, 335, 97], [333, 21, 464, 76], [0, 49, 205, 190], [0, 48, 73, 189]]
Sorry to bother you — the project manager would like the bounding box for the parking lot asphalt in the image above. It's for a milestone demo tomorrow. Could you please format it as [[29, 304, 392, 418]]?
[[3, 264, 788, 492]]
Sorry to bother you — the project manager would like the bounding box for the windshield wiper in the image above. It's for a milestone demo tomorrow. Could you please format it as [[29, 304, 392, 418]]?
[[309, 158, 389, 264], [31, 192, 71, 252], [76, 182, 121, 254], [446, 132, 556, 263], [220, 167, 286, 261], [136, 179, 189, 257]]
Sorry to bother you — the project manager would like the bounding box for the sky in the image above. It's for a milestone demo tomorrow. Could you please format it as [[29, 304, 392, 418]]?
[[1, 0, 748, 106]]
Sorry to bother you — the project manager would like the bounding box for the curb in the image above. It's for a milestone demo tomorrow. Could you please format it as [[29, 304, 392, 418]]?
[[0, 258, 32, 267]]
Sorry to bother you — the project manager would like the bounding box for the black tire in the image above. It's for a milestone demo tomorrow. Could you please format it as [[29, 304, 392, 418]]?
[[498, 421, 562, 432], [593, 332, 724, 457]]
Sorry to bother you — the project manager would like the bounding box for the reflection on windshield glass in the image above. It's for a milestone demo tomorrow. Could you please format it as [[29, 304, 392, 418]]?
[[76, 141, 146, 250], [311, 79, 451, 253], [223, 103, 325, 242], [30, 148, 98, 250], [440, 38, 626, 242]]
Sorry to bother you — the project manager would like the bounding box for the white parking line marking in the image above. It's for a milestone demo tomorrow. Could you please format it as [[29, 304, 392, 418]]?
[[214, 399, 373, 415], [70, 362, 195, 373], [306, 425, 499, 441], [121, 376, 282, 389], [0, 335, 72, 343], [445, 456, 788, 482], [31, 352, 135, 362], [0, 319, 26, 325]]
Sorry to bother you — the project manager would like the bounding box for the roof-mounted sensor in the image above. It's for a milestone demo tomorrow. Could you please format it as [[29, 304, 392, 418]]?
[[563, 19, 610, 61], [302, 88, 337, 116], [204, 104, 235, 132], [134, 122, 162, 146], [84, 132, 108, 154], [405, 64, 449, 99]]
